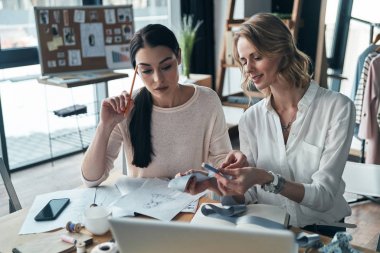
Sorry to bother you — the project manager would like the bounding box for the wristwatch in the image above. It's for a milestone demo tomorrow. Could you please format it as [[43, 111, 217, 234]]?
[[262, 171, 285, 194]]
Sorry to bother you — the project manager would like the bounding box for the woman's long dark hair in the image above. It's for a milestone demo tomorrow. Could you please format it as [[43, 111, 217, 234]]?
[[129, 24, 180, 168]]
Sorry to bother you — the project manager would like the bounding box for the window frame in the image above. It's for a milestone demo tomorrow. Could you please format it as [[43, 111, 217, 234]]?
[[326, 0, 353, 91]]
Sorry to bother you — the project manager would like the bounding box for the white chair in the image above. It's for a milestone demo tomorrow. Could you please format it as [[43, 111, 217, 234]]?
[[343, 161, 380, 251], [343, 161, 380, 200]]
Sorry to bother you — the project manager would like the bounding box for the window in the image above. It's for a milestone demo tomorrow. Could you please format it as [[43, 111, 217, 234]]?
[[0, 0, 177, 171], [0, 0, 81, 50], [103, 0, 170, 30], [324, 0, 340, 60], [341, 0, 380, 97]]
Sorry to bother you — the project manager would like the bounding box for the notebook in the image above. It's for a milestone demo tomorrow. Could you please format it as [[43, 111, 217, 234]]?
[[191, 203, 290, 230], [109, 217, 297, 253]]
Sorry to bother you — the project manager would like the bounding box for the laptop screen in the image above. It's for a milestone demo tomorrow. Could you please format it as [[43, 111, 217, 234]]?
[[109, 218, 297, 253]]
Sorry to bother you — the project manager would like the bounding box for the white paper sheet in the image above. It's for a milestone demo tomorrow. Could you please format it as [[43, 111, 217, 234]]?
[[19, 186, 121, 234], [114, 176, 147, 195], [113, 178, 203, 221]]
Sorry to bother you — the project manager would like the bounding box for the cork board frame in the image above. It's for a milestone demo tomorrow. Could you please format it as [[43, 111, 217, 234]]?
[[34, 5, 134, 76]]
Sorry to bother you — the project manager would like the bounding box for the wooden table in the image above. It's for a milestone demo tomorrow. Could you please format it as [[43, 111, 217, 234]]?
[[0, 172, 375, 253]]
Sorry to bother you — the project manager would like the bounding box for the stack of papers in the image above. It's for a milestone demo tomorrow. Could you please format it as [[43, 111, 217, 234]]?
[[47, 76, 81, 84]]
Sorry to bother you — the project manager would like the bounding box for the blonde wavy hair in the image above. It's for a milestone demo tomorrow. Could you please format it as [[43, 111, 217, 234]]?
[[233, 13, 311, 96]]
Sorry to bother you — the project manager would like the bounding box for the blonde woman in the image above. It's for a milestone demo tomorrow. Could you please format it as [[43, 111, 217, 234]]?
[[215, 13, 355, 237]]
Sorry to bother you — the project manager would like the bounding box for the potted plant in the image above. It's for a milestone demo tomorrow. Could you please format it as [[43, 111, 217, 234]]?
[[178, 15, 203, 79]]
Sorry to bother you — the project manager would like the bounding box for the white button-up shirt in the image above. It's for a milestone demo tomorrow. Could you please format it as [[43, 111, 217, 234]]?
[[240, 82, 355, 227]]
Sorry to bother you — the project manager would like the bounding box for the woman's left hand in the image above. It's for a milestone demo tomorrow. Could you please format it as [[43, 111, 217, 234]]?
[[177, 170, 222, 195]]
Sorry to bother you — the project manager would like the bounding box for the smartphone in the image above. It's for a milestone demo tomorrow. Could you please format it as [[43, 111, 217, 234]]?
[[201, 163, 232, 179], [34, 198, 70, 221]]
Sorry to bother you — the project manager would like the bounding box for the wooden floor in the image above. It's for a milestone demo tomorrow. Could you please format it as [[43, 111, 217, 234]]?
[[0, 152, 123, 216], [1, 150, 379, 251], [346, 200, 380, 251]]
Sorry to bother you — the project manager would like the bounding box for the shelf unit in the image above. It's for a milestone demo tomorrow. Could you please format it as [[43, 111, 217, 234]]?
[[215, 0, 303, 110]]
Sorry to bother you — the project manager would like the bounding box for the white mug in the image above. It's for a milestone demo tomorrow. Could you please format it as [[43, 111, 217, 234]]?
[[83, 206, 111, 235]]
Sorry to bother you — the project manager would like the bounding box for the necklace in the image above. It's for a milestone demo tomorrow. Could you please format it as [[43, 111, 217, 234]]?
[[280, 112, 297, 133], [281, 121, 293, 133]]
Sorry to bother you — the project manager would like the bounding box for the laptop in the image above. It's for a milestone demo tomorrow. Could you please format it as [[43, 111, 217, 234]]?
[[109, 218, 297, 253]]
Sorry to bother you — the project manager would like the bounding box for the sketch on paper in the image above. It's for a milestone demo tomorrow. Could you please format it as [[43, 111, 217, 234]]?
[[143, 193, 176, 209], [112, 178, 203, 221]]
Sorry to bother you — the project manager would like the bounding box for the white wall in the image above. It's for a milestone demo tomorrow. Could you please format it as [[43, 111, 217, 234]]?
[[214, 0, 268, 96]]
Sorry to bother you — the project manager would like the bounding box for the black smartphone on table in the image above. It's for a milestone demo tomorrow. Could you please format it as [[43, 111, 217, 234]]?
[[34, 198, 70, 221]]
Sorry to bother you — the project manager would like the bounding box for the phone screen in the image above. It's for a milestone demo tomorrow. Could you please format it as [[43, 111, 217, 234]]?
[[201, 163, 232, 179], [34, 198, 70, 221]]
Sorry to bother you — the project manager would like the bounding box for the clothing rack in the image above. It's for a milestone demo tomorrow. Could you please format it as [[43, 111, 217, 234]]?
[[350, 17, 380, 163]]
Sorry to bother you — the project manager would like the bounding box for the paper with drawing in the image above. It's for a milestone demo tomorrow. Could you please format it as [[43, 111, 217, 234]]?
[[113, 178, 203, 221], [114, 176, 201, 213]]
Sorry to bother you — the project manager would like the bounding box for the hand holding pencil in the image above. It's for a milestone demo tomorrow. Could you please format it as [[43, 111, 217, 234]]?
[[124, 65, 138, 116], [99, 66, 138, 125]]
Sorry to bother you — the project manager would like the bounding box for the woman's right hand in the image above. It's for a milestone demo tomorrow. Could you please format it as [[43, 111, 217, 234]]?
[[221, 150, 249, 169], [100, 90, 134, 126]]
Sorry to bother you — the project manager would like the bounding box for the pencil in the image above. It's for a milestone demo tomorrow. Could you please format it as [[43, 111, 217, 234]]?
[[124, 65, 138, 115]]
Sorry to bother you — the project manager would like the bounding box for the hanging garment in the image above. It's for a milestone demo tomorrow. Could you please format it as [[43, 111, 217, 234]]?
[[354, 52, 379, 124], [351, 44, 378, 100], [358, 55, 380, 164], [377, 103, 380, 129]]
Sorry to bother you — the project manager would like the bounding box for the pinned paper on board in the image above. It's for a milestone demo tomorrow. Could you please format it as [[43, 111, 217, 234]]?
[[63, 27, 76, 46], [80, 23, 105, 57], [117, 8, 132, 23], [105, 44, 132, 69], [47, 36, 63, 51], [63, 10, 69, 26], [68, 49, 82, 66], [104, 9, 116, 24], [47, 60, 57, 68], [39, 10, 49, 24], [74, 9, 86, 23], [122, 24, 133, 41], [89, 10, 99, 22], [53, 10, 60, 23]]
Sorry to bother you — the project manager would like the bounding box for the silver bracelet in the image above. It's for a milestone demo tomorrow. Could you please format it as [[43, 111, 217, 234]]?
[[262, 171, 286, 194]]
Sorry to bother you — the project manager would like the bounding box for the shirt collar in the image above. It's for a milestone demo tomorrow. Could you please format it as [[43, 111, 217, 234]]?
[[298, 81, 318, 111], [263, 81, 318, 112]]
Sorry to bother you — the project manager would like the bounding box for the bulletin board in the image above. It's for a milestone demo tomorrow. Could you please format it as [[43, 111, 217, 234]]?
[[34, 5, 134, 76]]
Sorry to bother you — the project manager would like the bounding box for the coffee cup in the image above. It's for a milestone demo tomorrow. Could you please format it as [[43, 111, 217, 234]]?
[[83, 206, 111, 235]]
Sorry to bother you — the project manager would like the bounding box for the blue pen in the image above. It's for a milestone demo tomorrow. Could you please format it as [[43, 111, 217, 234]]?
[[201, 163, 232, 179]]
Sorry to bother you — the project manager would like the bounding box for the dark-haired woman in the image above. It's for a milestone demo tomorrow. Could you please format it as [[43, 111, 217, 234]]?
[[81, 24, 232, 189]]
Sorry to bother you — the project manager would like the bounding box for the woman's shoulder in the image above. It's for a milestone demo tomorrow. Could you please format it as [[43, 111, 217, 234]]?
[[240, 99, 266, 123], [196, 85, 219, 97], [194, 85, 221, 103], [245, 98, 266, 113], [316, 84, 354, 108]]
